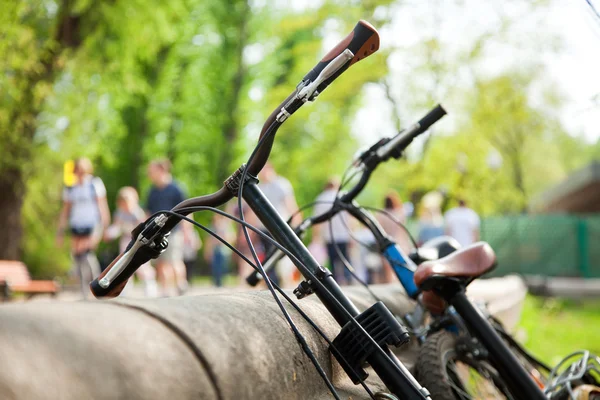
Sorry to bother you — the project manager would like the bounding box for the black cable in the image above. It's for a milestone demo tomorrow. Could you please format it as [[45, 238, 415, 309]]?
[[362, 206, 419, 250], [230, 116, 418, 399], [166, 210, 417, 397], [338, 210, 379, 251], [586, 0, 600, 20], [166, 209, 375, 398], [286, 200, 335, 225], [337, 164, 362, 198], [234, 124, 342, 400]]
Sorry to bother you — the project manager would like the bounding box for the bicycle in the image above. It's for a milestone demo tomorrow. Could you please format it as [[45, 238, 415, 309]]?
[[244, 104, 450, 336], [413, 245, 600, 400], [90, 20, 433, 400], [243, 106, 600, 399]]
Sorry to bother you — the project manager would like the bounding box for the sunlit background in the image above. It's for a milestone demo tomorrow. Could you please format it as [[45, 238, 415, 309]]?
[[1, 0, 599, 280]]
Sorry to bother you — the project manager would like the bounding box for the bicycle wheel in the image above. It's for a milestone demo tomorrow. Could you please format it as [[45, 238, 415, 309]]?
[[415, 331, 513, 400]]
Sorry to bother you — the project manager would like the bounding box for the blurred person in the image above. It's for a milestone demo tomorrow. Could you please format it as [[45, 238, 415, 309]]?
[[57, 157, 110, 298], [444, 199, 480, 246], [183, 229, 201, 284], [417, 191, 445, 246], [104, 187, 158, 297], [257, 162, 301, 286], [146, 159, 191, 296], [376, 191, 412, 283], [204, 214, 232, 287], [313, 178, 353, 285], [232, 202, 264, 286], [352, 227, 381, 284]]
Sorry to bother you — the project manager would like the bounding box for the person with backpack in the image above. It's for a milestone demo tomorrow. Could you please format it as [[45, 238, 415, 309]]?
[[57, 158, 110, 298]]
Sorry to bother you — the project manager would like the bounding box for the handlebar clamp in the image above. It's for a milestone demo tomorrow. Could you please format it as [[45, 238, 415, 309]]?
[[224, 164, 259, 197]]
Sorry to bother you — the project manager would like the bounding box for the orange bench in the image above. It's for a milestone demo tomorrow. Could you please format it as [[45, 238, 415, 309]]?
[[0, 261, 60, 301]]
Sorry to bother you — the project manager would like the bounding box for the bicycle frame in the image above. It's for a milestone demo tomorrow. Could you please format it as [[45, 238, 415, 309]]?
[[344, 203, 547, 399], [344, 203, 548, 398], [430, 279, 547, 400], [90, 25, 442, 397], [247, 198, 430, 329], [241, 179, 430, 399]]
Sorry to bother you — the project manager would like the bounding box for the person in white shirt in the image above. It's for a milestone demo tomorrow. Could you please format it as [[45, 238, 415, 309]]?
[[57, 158, 110, 298], [258, 162, 301, 225], [313, 179, 353, 285], [444, 199, 481, 247], [256, 162, 301, 287]]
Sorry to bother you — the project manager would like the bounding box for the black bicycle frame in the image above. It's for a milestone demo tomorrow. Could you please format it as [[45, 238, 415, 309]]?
[[241, 180, 430, 399], [437, 281, 546, 400], [343, 202, 547, 399]]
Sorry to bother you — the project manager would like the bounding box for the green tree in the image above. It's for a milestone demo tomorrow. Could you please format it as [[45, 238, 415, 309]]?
[[0, 0, 103, 261]]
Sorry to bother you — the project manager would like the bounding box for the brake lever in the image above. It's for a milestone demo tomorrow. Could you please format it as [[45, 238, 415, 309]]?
[[98, 237, 145, 289], [98, 214, 169, 289], [297, 49, 354, 102], [354, 138, 391, 165]]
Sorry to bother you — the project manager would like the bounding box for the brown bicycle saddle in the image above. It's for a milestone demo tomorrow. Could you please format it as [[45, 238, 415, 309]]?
[[414, 242, 497, 314]]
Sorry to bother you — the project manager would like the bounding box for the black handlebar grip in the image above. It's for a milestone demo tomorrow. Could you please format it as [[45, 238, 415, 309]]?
[[417, 104, 447, 133], [303, 20, 380, 93]]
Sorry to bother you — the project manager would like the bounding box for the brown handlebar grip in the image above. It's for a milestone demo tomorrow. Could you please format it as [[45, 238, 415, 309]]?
[[302, 20, 380, 89], [321, 20, 380, 66]]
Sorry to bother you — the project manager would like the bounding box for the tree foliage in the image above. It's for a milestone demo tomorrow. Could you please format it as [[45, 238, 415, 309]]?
[[0, 0, 596, 277]]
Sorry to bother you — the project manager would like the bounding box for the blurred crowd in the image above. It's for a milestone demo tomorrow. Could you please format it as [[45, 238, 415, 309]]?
[[57, 159, 480, 298], [57, 157, 200, 298]]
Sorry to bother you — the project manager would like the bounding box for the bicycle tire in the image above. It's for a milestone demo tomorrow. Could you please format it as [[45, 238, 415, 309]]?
[[415, 330, 513, 400]]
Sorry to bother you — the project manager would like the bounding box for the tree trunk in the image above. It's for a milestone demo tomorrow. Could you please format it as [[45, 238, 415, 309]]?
[[215, 0, 250, 185], [0, 168, 25, 260], [510, 153, 527, 212], [0, 0, 88, 260]]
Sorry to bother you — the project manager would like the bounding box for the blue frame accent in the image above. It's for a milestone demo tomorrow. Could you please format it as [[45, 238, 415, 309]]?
[[382, 244, 419, 297]]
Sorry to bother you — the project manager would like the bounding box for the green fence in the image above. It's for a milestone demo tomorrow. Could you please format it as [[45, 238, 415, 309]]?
[[481, 215, 600, 278]]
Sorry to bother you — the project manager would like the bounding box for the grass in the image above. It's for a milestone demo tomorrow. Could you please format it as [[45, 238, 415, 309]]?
[[517, 295, 600, 366]]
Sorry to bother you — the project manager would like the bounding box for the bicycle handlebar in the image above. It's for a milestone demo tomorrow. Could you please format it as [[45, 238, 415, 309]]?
[[90, 242, 147, 298], [247, 20, 380, 176], [90, 215, 169, 298], [375, 104, 446, 160], [90, 21, 381, 298], [301, 20, 380, 100], [245, 106, 447, 286]]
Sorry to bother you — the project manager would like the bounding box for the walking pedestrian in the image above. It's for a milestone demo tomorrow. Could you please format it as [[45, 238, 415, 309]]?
[[376, 191, 412, 283], [104, 186, 158, 297], [417, 191, 445, 246], [445, 199, 480, 246], [257, 162, 301, 286], [204, 214, 231, 287], [57, 158, 110, 298], [146, 159, 191, 296], [313, 178, 353, 285]]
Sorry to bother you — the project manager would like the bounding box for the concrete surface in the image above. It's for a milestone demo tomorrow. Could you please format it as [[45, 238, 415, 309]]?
[[0, 278, 527, 400]]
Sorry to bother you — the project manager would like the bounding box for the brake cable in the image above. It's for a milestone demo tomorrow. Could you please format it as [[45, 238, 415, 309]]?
[[234, 124, 344, 399], [362, 206, 419, 250]]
